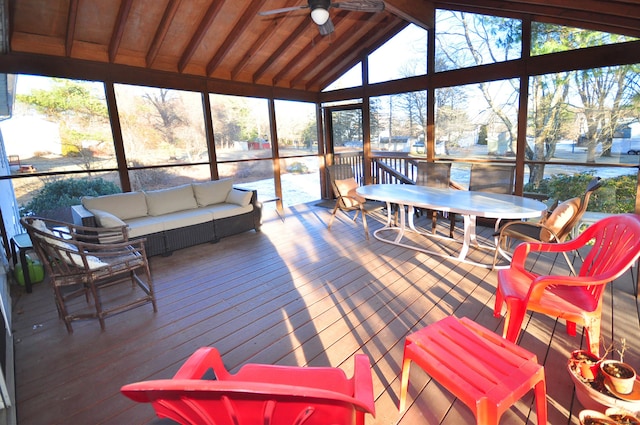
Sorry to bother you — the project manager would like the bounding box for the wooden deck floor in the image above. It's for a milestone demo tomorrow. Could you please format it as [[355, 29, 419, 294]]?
[[11, 203, 640, 424]]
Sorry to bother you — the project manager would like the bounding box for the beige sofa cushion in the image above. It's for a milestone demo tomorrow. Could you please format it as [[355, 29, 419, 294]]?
[[226, 188, 253, 206], [192, 179, 233, 206], [125, 216, 167, 239], [202, 204, 253, 220], [82, 192, 148, 220], [145, 184, 198, 216]]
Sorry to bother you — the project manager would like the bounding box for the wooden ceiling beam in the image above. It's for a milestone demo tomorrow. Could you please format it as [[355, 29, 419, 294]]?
[[178, 0, 224, 73], [146, 0, 182, 68], [65, 0, 79, 57], [437, 0, 640, 37], [480, 0, 640, 19], [385, 0, 434, 29], [108, 0, 134, 63], [205, 1, 267, 76]]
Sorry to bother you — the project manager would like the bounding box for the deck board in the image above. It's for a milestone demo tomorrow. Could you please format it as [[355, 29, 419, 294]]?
[[11, 202, 640, 424]]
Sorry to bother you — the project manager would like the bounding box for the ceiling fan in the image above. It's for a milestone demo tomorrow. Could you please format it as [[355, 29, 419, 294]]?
[[258, 0, 385, 36]]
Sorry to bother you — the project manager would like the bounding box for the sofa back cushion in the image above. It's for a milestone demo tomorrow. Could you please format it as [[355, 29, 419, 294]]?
[[82, 192, 148, 220], [192, 179, 233, 207], [145, 184, 198, 216]]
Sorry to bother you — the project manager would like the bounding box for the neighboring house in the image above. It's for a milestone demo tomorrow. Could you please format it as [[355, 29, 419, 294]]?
[[0, 116, 62, 160]]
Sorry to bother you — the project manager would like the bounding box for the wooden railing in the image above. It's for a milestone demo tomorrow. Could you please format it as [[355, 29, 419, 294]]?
[[334, 152, 419, 185], [332, 153, 551, 201]]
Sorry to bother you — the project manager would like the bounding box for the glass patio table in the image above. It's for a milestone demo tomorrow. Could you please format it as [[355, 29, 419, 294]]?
[[356, 184, 548, 268]]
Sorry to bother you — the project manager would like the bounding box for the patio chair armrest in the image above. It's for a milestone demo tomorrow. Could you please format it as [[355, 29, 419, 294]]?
[[173, 347, 231, 380], [511, 232, 590, 266], [122, 379, 375, 411], [337, 194, 364, 208], [527, 274, 610, 302], [352, 354, 376, 415], [498, 220, 563, 243]]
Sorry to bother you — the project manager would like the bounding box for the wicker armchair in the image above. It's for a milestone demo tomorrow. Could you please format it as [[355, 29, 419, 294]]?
[[21, 216, 157, 333]]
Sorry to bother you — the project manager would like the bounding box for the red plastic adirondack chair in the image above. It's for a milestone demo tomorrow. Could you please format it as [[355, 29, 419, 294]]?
[[121, 347, 375, 425], [494, 213, 640, 356]]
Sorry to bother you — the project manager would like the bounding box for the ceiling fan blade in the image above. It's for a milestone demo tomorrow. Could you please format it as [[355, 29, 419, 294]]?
[[258, 5, 309, 16], [330, 0, 385, 12], [318, 17, 335, 36]]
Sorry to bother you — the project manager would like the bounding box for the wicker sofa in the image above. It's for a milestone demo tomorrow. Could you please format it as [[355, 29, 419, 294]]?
[[71, 179, 262, 257]]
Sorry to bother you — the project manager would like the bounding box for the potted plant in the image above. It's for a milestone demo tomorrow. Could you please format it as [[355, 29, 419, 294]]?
[[600, 339, 637, 395], [571, 349, 602, 381]]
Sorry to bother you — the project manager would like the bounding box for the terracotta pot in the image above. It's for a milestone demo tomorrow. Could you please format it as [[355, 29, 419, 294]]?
[[571, 350, 601, 381], [605, 407, 640, 423], [600, 360, 637, 395]]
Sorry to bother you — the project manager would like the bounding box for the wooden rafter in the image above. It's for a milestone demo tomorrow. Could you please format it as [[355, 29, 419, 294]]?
[[178, 0, 224, 73], [252, 17, 310, 84], [65, 0, 79, 57], [205, 1, 267, 76], [108, 0, 134, 63], [385, 0, 434, 29], [272, 12, 352, 87], [146, 0, 182, 68], [231, 0, 301, 80]]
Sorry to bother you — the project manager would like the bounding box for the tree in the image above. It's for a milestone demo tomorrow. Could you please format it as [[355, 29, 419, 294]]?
[[436, 11, 521, 156], [16, 79, 111, 172], [436, 13, 640, 188]]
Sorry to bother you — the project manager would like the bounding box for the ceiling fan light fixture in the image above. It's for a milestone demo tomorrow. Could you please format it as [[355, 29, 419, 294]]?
[[310, 7, 330, 25]]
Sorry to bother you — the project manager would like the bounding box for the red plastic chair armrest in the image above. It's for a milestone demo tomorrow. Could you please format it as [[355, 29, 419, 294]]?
[[173, 347, 231, 380], [122, 379, 372, 410], [352, 354, 376, 416]]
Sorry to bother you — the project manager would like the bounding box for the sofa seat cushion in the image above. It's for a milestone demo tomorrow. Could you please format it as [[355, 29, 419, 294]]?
[[202, 203, 253, 220], [125, 216, 168, 239], [192, 179, 233, 207], [156, 209, 214, 232], [145, 184, 198, 216], [82, 191, 148, 220]]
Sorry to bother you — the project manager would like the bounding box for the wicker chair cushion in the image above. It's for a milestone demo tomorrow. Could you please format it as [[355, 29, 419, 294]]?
[[32, 220, 108, 270], [192, 179, 233, 206]]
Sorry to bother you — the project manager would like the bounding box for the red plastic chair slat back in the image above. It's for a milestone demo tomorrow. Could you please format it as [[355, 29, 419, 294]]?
[[579, 214, 640, 281]]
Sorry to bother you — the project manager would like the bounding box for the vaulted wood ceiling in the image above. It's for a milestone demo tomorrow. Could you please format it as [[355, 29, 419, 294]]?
[[4, 0, 640, 96]]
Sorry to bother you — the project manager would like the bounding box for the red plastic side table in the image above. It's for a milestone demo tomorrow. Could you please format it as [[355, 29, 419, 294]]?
[[399, 316, 547, 425]]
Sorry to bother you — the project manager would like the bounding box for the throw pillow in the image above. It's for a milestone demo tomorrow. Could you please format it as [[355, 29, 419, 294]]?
[[226, 188, 253, 206], [89, 209, 127, 227]]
